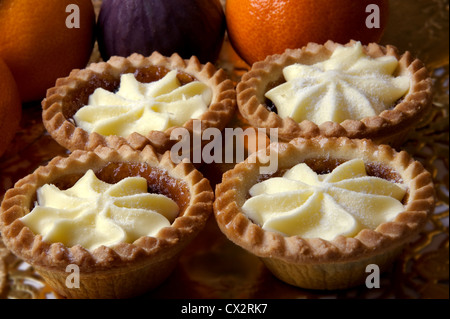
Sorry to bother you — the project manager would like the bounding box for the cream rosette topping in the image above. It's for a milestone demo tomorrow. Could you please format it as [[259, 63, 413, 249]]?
[[20, 170, 179, 250], [242, 159, 407, 240], [73, 70, 212, 137], [265, 42, 411, 124]]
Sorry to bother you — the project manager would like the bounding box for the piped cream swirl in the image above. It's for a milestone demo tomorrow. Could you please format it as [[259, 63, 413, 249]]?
[[74, 70, 212, 137], [21, 170, 179, 250], [242, 159, 406, 240], [265, 42, 410, 124]]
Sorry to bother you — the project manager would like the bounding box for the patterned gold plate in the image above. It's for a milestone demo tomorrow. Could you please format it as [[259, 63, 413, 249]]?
[[0, 0, 448, 299]]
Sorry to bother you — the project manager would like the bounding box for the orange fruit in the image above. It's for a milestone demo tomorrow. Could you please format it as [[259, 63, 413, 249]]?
[[0, 0, 95, 102], [226, 0, 390, 65], [0, 57, 22, 158]]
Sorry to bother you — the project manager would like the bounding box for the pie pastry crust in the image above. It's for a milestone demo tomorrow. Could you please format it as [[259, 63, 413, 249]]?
[[214, 137, 435, 290], [42, 52, 236, 154], [236, 41, 433, 147], [0, 145, 214, 298]]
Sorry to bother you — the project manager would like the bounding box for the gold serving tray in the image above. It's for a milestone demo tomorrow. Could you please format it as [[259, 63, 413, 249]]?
[[0, 0, 448, 299]]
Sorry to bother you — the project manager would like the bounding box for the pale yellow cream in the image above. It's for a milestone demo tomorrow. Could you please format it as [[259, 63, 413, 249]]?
[[21, 170, 179, 250], [265, 42, 410, 124], [73, 70, 212, 137], [242, 159, 406, 240]]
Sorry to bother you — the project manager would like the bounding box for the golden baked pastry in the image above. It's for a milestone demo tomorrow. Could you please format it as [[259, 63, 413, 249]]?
[[42, 52, 236, 154], [236, 41, 433, 147], [0, 145, 214, 298], [214, 137, 435, 290]]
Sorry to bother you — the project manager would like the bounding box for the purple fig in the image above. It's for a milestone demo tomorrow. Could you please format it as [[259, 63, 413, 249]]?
[[97, 0, 226, 64]]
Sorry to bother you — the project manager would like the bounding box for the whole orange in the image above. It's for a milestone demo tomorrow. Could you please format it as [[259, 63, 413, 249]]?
[[0, 57, 22, 158], [0, 0, 96, 102], [226, 0, 390, 65]]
